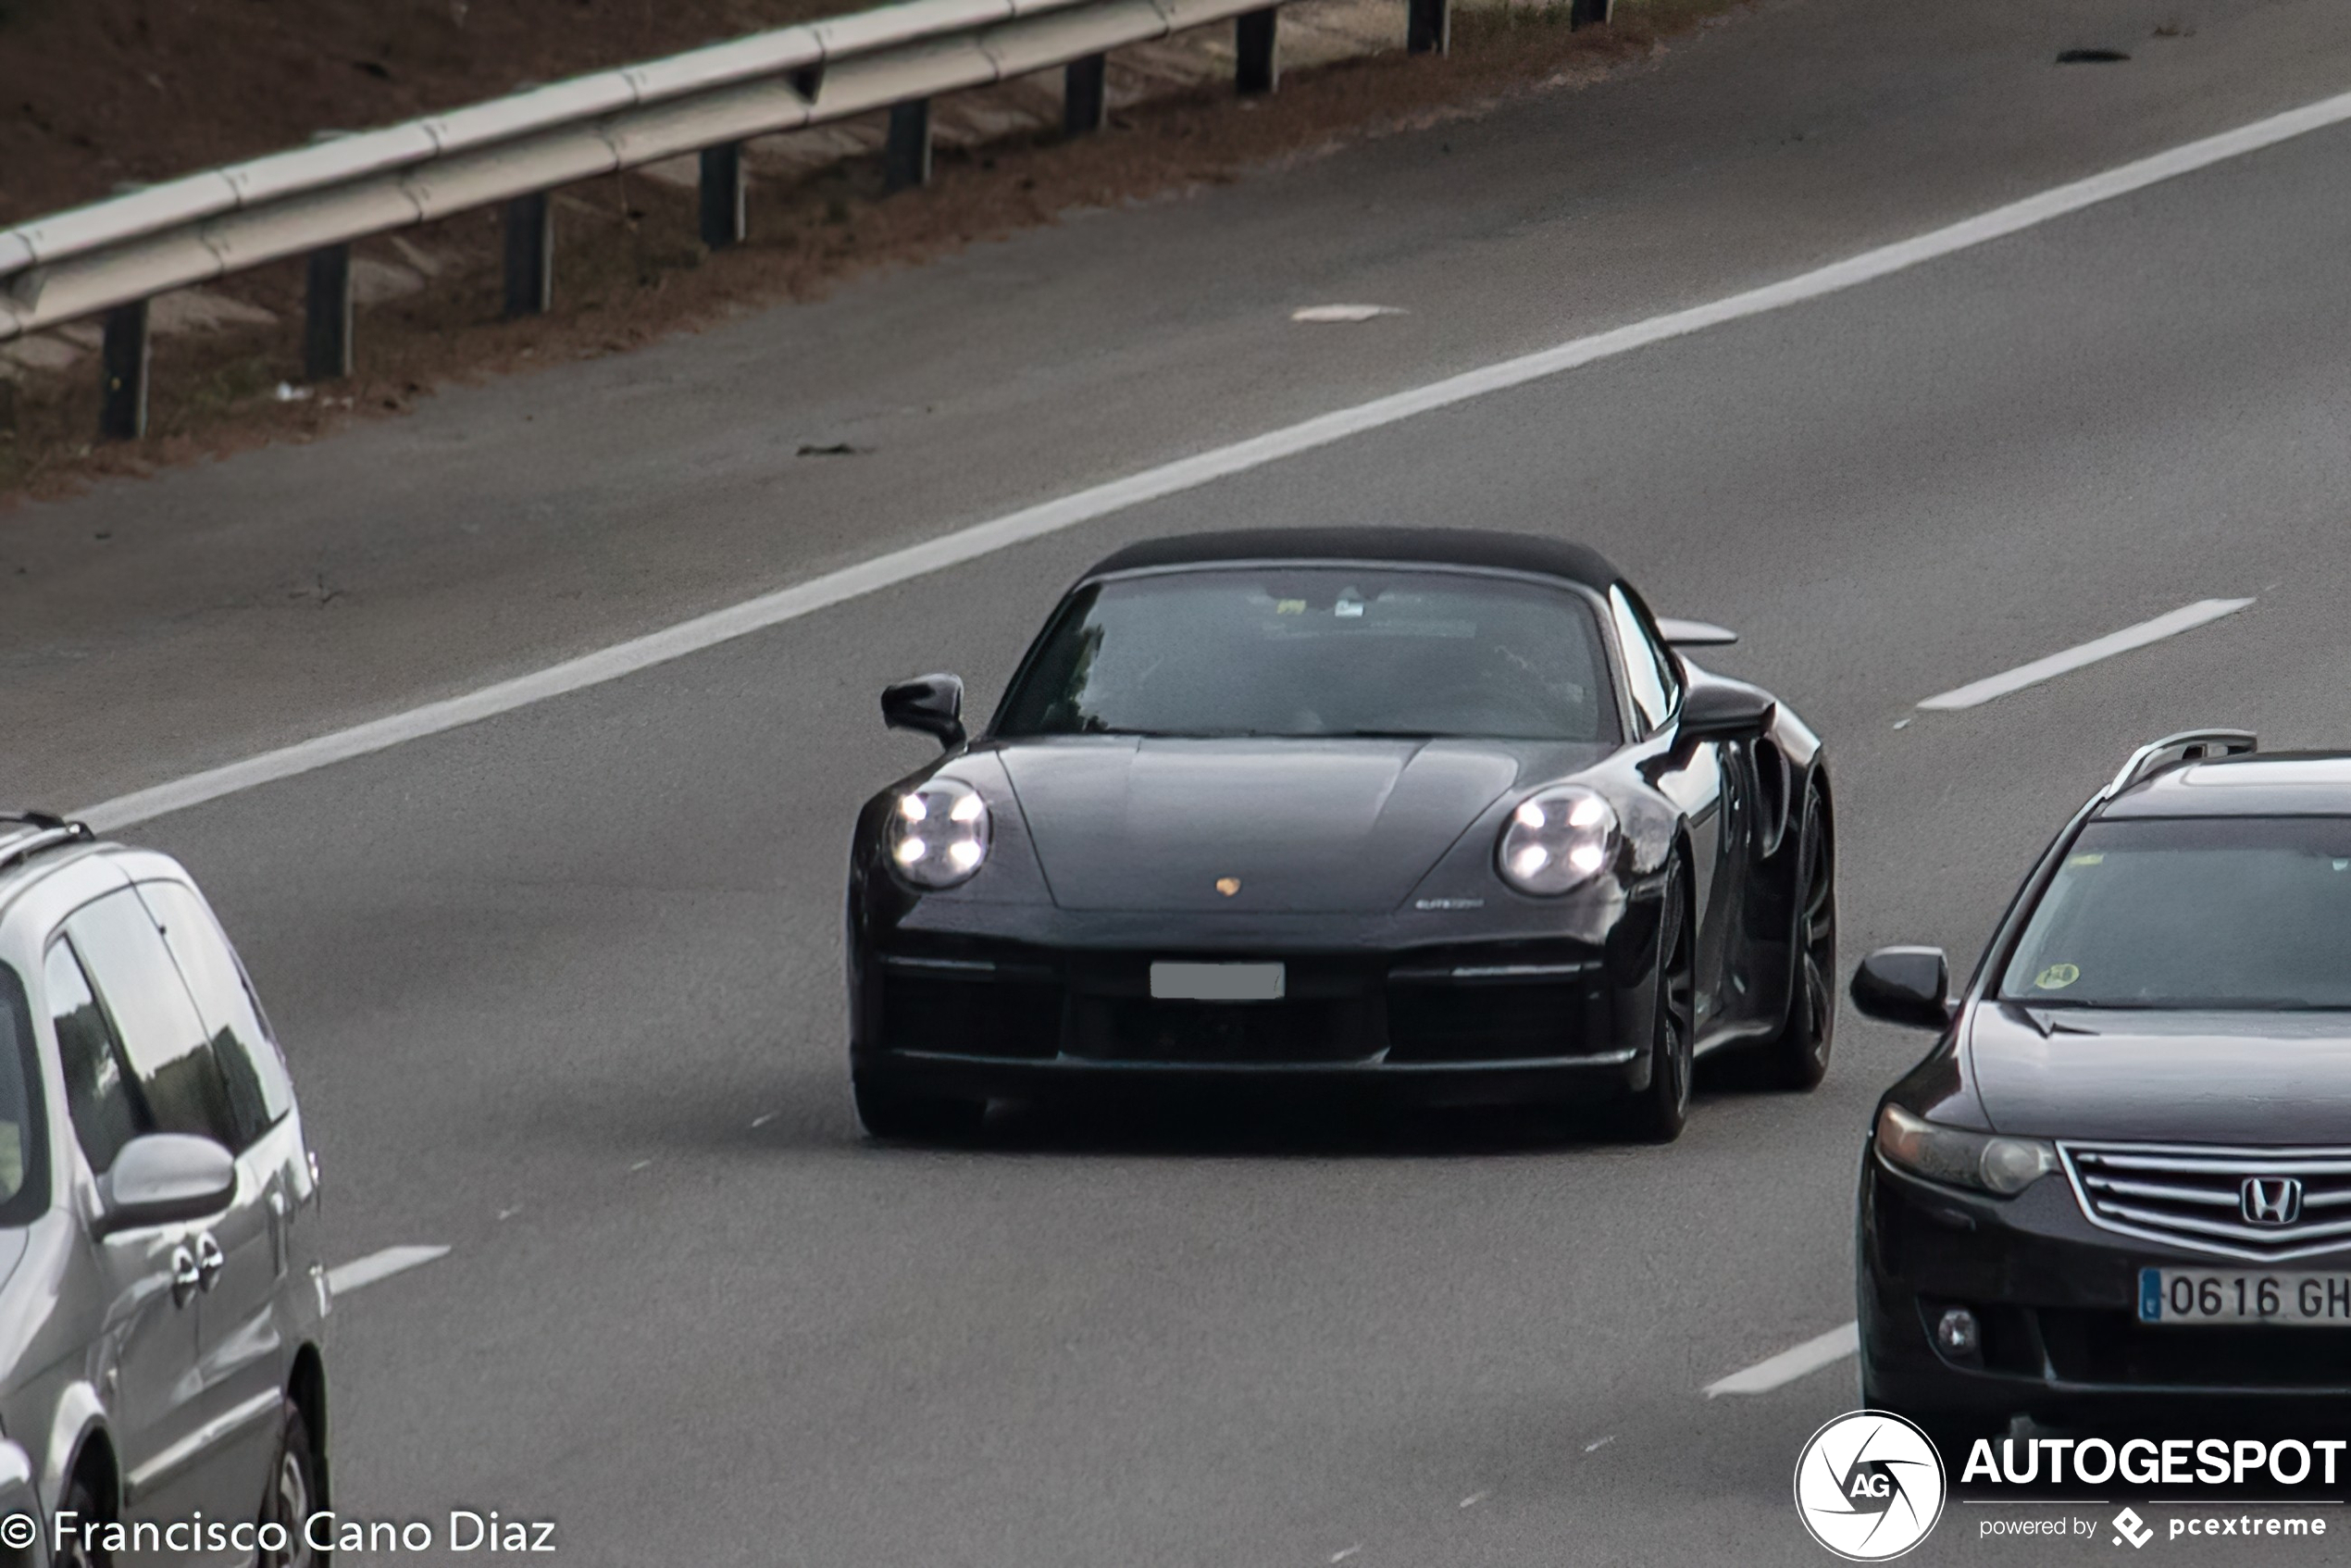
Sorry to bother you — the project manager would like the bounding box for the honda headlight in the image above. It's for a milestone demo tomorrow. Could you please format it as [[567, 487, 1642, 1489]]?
[[1875, 1103, 2059, 1196], [1497, 785, 1619, 895], [884, 777, 990, 889]]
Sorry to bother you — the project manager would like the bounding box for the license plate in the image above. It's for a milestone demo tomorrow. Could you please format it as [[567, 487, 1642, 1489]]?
[[1150, 962, 1285, 1002], [2139, 1266, 2351, 1325]]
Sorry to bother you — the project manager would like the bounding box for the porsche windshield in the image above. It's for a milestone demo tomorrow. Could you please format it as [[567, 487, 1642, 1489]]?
[[2000, 816, 2351, 1010], [992, 567, 1620, 742]]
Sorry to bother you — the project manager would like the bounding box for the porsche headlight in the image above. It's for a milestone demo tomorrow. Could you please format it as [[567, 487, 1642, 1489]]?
[[1875, 1103, 2059, 1196], [884, 777, 990, 889], [1497, 785, 1619, 895]]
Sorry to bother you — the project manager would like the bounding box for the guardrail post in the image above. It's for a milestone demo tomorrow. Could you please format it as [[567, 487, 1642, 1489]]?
[[1236, 9, 1279, 94], [1569, 0, 1611, 27], [99, 300, 149, 441], [504, 192, 554, 317], [1064, 55, 1110, 136], [1407, 0, 1449, 54], [304, 243, 354, 382], [700, 143, 747, 250], [885, 100, 933, 192]]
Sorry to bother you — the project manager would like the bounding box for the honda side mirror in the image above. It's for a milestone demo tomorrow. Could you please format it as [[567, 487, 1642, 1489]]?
[[1851, 946, 1953, 1031]]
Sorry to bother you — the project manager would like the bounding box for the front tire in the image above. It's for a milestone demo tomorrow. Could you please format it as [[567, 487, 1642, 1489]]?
[[53, 1472, 110, 1568], [853, 1077, 986, 1143], [1760, 782, 1835, 1090], [1626, 864, 1696, 1143], [262, 1400, 329, 1567]]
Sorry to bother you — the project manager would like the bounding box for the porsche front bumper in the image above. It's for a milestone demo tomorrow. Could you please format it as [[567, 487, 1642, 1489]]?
[[849, 919, 1659, 1108]]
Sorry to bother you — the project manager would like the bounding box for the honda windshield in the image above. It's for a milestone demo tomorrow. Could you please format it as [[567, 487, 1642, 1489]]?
[[2002, 816, 2351, 1011]]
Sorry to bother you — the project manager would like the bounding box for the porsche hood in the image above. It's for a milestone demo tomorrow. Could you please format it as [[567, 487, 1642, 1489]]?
[[996, 737, 1590, 914]]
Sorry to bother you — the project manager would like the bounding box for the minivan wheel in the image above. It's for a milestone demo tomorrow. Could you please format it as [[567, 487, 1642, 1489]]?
[[262, 1401, 329, 1567], [53, 1473, 109, 1568]]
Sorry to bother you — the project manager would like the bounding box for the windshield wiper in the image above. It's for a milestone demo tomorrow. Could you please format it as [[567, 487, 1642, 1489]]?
[[1318, 728, 1487, 740]]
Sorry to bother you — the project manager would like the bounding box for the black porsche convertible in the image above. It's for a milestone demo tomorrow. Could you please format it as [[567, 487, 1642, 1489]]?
[[845, 529, 1834, 1142]]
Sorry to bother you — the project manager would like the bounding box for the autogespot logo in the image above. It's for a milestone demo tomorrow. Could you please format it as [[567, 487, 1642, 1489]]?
[[1794, 1411, 1947, 1562]]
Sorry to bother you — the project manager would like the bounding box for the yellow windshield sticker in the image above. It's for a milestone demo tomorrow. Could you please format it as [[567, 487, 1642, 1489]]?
[[2034, 964, 2081, 990], [2067, 853, 2104, 866], [1275, 599, 1306, 615]]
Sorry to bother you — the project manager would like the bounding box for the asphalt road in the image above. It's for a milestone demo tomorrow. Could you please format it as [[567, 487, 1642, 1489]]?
[[19, 2, 2351, 1565]]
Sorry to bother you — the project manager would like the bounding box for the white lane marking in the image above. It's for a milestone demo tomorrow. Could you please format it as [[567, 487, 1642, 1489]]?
[[1292, 304, 1408, 322], [1703, 1321, 1859, 1398], [1582, 1435, 1615, 1453], [76, 90, 2351, 831], [751, 1112, 777, 1128], [1916, 597, 2254, 711], [1459, 1491, 1488, 1508], [628, 1159, 653, 1173], [1330, 1547, 1363, 1563], [325, 1244, 450, 1297]]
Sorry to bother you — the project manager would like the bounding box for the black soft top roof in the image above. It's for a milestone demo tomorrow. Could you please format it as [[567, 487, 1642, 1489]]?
[[1081, 529, 1622, 591]]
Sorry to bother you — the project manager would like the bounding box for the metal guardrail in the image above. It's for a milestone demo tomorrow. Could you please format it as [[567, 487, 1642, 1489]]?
[[0, 0, 1612, 440]]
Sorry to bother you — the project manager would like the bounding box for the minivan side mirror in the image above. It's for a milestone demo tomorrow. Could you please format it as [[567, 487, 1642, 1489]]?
[[94, 1133, 238, 1239], [881, 674, 966, 751], [1677, 678, 1777, 744], [1851, 946, 1953, 1030]]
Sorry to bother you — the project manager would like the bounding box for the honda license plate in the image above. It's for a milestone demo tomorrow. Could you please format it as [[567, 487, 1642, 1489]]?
[[2139, 1267, 2351, 1325]]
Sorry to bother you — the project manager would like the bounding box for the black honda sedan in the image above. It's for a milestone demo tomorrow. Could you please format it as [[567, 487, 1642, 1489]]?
[[846, 529, 1834, 1142], [1857, 731, 2351, 1448]]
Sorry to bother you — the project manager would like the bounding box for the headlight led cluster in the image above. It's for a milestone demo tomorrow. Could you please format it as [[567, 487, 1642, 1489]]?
[[885, 777, 991, 889], [1497, 785, 1618, 895], [1875, 1103, 2059, 1196]]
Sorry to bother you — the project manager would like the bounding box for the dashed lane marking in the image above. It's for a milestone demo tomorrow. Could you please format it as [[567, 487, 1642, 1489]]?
[[325, 1244, 451, 1297], [1703, 1321, 1860, 1398], [1917, 598, 2254, 712]]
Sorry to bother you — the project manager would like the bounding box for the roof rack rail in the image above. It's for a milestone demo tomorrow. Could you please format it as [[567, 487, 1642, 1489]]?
[[0, 811, 95, 874], [2100, 729, 2258, 802]]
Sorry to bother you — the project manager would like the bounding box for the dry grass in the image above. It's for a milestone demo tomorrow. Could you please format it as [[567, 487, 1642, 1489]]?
[[0, 0, 1751, 508]]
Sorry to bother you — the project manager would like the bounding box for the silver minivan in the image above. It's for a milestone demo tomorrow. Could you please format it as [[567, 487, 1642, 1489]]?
[[0, 815, 329, 1568]]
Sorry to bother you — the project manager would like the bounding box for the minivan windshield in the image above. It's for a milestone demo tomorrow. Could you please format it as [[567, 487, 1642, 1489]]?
[[992, 567, 1620, 743], [2001, 816, 2351, 1010], [0, 961, 45, 1224]]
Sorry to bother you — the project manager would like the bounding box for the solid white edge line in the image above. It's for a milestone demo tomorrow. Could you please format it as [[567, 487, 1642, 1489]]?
[[1703, 1321, 1860, 1398], [76, 86, 2351, 831], [1917, 597, 2255, 712], [325, 1243, 451, 1297]]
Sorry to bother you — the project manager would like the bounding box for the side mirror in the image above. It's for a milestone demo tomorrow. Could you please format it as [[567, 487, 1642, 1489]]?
[[1676, 678, 1777, 743], [1851, 946, 1953, 1030], [94, 1133, 237, 1239], [882, 674, 966, 751], [1656, 617, 1738, 648]]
